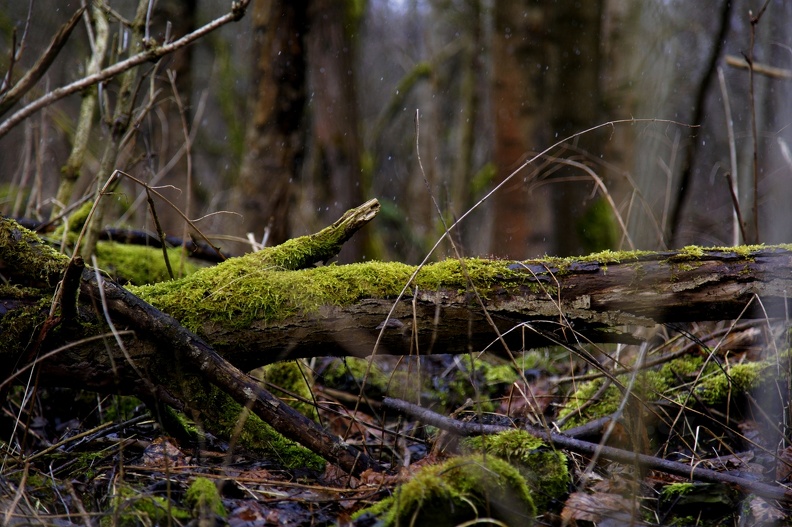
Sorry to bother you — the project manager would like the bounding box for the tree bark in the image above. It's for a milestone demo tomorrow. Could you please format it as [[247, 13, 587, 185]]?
[[491, 0, 553, 258], [304, 0, 366, 262], [232, 0, 309, 247], [490, 0, 605, 258]]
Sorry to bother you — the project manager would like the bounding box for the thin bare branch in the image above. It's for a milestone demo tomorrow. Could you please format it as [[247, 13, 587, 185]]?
[[383, 397, 792, 504], [725, 54, 792, 79], [0, 0, 252, 139], [0, 6, 86, 117]]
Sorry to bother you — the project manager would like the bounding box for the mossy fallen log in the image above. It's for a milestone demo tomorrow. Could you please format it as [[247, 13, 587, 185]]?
[[1, 200, 384, 475], [3, 199, 792, 475]]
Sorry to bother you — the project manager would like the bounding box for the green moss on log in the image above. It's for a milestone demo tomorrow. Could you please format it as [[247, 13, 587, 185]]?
[[129, 257, 534, 332], [0, 218, 68, 287]]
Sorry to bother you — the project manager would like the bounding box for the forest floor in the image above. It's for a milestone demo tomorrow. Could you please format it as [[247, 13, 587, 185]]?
[[1, 321, 790, 526]]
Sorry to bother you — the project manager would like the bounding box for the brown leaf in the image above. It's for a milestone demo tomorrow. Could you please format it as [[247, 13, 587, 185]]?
[[140, 437, 187, 468], [776, 445, 792, 482]]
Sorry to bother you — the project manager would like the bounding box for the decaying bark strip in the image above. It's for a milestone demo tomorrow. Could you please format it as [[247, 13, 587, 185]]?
[[3, 198, 792, 476]]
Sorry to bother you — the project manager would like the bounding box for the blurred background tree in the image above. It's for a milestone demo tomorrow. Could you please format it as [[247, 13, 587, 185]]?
[[1, 0, 791, 264]]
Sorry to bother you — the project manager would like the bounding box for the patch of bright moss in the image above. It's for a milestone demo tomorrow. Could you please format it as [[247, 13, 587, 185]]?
[[559, 354, 777, 428], [320, 355, 521, 412], [353, 454, 536, 526], [129, 257, 533, 333], [558, 377, 621, 429], [694, 361, 763, 406], [437, 355, 520, 411], [661, 482, 696, 499], [320, 357, 390, 396], [104, 484, 191, 527], [577, 197, 619, 253], [53, 201, 93, 239], [95, 241, 200, 285], [462, 429, 569, 509], [185, 477, 226, 518]]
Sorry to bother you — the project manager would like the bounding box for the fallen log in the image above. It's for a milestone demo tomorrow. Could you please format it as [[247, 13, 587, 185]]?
[[3, 199, 792, 474]]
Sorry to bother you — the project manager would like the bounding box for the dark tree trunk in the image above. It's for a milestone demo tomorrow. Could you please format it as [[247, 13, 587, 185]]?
[[233, 0, 309, 247], [490, 0, 605, 258], [304, 0, 366, 262]]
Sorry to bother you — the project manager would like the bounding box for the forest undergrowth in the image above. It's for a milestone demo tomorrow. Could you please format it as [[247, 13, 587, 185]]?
[[2, 1, 792, 525]]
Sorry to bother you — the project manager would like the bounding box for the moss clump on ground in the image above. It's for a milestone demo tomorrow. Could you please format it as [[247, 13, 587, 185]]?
[[103, 484, 191, 527], [185, 477, 226, 519], [181, 380, 326, 472], [558, 354, 777, 428], [319, 355, 521, 412], [353, 454, 536, 526], [693, 361, 763, 406], [659, 482, 739, 526], [437, 355, 521, 411], [462, 429, 569, 510], [320, 357, 391, 396]]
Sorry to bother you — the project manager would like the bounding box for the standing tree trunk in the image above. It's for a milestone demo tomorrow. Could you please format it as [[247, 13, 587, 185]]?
[[547, 0, 605, 256], [304, 0, 366, 262], [451, 0, 483, 219], [233, 0, 309, 247], [490, 1, 605, 258], [491, 0, 554, 259]]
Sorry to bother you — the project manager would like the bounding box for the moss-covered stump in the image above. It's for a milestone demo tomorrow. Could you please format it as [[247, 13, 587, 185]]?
[[353, 454, 537, 526], [462, 429, 569, 510]]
